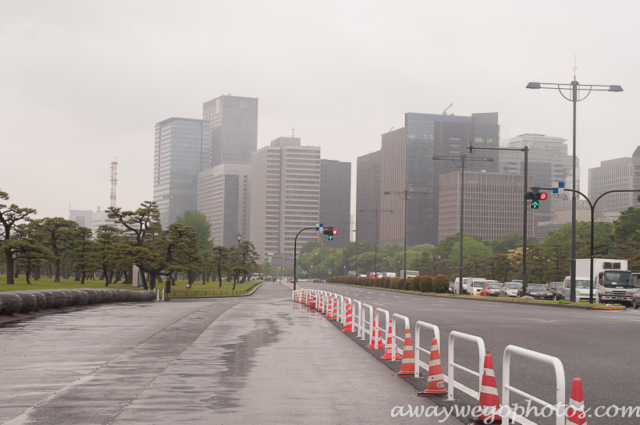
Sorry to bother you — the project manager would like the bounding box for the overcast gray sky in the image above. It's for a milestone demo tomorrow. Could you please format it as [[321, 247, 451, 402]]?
[[1, 0, 639, 219]]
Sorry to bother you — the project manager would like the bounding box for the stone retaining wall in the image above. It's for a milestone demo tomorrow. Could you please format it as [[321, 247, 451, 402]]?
[[0, 288, 156, 316]]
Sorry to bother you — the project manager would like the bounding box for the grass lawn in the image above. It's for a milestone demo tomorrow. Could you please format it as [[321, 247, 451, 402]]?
[[0, 276, 147, 291], [0, 275, 257, 295]]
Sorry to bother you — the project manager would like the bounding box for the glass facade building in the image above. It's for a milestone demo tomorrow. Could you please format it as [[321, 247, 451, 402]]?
[[154, 117, 210, 229]]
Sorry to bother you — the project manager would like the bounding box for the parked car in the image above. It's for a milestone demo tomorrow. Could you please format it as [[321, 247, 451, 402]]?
[[562, 276, 597, 302], [547, 282, 564, 301], [500, 282, 522, 297], [518, 283, 554, 300], [480, 282, 502, 296]]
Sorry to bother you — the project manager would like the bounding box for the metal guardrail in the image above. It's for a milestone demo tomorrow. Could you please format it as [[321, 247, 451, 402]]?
[[503, 345, 566, 425], [414, 321, 442, 379], [375, 307, 390, 347], [351, 298, 362, 335], [447, 331, 486, 401], [361, 303, 374, 344], [390, 313, 410, 361]]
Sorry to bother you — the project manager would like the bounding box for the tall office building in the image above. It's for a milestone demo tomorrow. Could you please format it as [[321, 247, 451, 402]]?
[[249, 137, 321, 260], [589, 157, 634, 221], [355, 150, 382, 244], [634, 147, 640, 208], [376, 112, 499, 246], [69, 210, 94, 228], [438, 171, 534, 242], [197, 164, 251, 247], [153, 118, 210, 228], [203, 95, 258, 167], [320, 160, 351, 249], [500, 134, 575, 239]]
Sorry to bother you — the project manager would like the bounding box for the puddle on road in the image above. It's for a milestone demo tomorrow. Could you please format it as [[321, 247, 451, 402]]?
[[207, 318, 281, 410]]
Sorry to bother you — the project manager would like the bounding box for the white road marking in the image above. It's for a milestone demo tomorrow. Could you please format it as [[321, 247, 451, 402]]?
[[394, 296, 402, 299]]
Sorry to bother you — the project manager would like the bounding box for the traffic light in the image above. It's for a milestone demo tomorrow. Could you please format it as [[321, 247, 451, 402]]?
[[310, 265, 314, 269], [322, 227, 338, 240], [525, 189, 548, 209]]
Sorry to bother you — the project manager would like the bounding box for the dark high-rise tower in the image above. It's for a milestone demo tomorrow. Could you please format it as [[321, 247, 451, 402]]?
[[202, 95, 258, 167], [379, 112, 499, 246], [320, 159, 351, 249]]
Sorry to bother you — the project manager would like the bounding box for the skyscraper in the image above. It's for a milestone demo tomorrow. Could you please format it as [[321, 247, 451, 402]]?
[[203, 95, 258, 167], [153, 117, 210, 228], [320, 159, 351, 249], [438, 171, 534, 242], [589, 157, 634, 221], [377, 112, 499, 246], [249, 137, 321, 260], [197, 164, 251, 247], [355, 150, 382, 244]]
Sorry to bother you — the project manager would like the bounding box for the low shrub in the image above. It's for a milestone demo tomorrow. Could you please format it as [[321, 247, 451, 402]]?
[[420, 275, 433, 292], [432, 274, 449, 293]]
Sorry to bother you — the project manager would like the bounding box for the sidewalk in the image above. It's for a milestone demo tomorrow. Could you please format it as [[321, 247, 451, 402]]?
[[114, 282, 463, 425], [1, 282, 463, 425]]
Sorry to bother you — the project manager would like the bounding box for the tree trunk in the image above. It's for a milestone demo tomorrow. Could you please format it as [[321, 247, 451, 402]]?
[[55, 258, 61, 282], [26, 270, 31, 284], [165, 278, 171, 294], [157, 274, 163, 284], [34, 267, 41, 280], [139, 270, 148, 290], [125, 271, 132, 284], [81, 272, 86, 285], [149, 273, 157, 290]]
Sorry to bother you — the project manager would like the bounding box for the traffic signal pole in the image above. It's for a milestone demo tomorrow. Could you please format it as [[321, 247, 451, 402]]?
[[293, 227, 316, 291]]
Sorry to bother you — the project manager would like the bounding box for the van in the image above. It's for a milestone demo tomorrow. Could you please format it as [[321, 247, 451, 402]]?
[[562, 276, 596, 302], [453, 277, 484, 295]]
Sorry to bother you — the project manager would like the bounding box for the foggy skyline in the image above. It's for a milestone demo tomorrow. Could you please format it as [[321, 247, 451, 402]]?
[[2, 1, 639, 219]]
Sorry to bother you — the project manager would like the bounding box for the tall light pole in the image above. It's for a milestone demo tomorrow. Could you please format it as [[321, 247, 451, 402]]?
[[234, 233, 241, 289], [527, 77, 622, 301], [384, 190, 428, 282], [359, 208, 393, 277], [433, 154, 494, 295]]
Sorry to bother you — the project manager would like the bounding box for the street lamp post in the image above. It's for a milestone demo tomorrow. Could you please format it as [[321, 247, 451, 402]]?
[[526, 77, 622, 301], [384, 190, 428, 282], [359, 209, 393, 277], [433, 154, 494, 295]]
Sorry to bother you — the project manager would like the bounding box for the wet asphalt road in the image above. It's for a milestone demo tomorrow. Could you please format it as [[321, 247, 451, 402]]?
[[0, 283, 463, 425], [294, 281, 640, 425]]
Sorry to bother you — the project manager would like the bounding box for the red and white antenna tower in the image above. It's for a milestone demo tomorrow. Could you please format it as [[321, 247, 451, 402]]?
[[110, 158, 118, 208]]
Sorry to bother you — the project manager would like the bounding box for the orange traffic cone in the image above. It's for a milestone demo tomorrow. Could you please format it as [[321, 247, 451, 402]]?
[[380, 317, 402, 360], [367, 314, 379, 349], [325, 296, 333, 318], [331, 299, 338, 321], [342, 300, 353, 332], [417, 338, 446, 397], [566, 378, 587, 425], [397, 327, 420, 377], [310, 292, 316, 309], [471, 353, 502, 424]]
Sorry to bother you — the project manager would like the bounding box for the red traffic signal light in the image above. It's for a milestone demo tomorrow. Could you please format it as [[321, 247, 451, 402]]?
[[539, 192, 548, 200], [310, 265, 314, 269], [331, 229, 338, 235]]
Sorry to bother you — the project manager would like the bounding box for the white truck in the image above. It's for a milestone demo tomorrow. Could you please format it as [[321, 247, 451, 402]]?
[[575, 258, 634, 304]]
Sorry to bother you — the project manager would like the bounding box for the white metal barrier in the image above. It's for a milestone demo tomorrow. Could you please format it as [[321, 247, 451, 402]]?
[[352, 299, 362, 335], [337, 294, 344, 323], [374, 307, 390, 347], [343, 297, 351, 326], [361, 303, 374, 343], [502, 345, 566, 425], [390, 313, 411, 361], [414, 321, 442, 379], [447, 331, 486, 401]]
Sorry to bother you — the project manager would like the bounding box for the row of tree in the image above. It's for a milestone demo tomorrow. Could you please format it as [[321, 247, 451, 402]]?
[[278, 207, 640, 283], [0, 191, 260, 290]]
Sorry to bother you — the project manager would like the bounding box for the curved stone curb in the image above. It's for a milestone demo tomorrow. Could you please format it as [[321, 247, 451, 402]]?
[[0, 288, 156, 320]]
